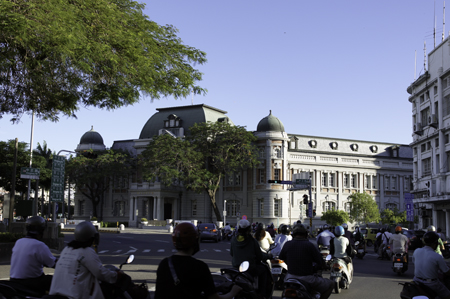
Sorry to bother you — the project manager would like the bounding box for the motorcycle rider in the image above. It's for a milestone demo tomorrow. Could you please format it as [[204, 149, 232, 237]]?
[[267, 223, 276, 239], [9, 216, 56, 296], [222, 222, 232, 239], [254, 222, 274, 252], [49, 221, 123, 299], [231, 219, 271, 299], [330, 226, 354, 282], [316, 224, 335, 248], [377, 227, 392, 259], [389, 225, 409, 256], [271, 225, 292, 257], [342, 223, 355, 246], [279, 224, 334, 299], [156, 222, 241, 299], [353, 226, 365, 252], [437, 227, 447, 242], [427, 225, 445, 255], [413, 231, 450, 299]]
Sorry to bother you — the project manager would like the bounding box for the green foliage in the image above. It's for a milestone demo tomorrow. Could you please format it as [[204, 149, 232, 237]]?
[[380, 207, 406, 225], [140, 218, 148, 222], [141, 122, 259, 221], [66, 149, 134, 219], [0, 139, 49, 195], [0, 0, 207, 122], [100, 221, 128, 228], [348, 192, 381, 224], [91, 217, 98, 221], [320, 209, 350, 226], [0, 232, 24, 243]]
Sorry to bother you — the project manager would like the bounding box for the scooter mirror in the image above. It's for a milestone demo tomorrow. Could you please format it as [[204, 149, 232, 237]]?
[[127, 255, 135, 264], [326, 255, 332, 261], [355, 241, 360, 246], [239, 261, 250, 272]]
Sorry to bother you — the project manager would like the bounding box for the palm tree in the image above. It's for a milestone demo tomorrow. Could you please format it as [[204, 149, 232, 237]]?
[[34, 141, 53, 215]]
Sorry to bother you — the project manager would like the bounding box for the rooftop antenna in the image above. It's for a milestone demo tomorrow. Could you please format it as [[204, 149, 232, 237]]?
[[415, 50, 417, 80], [424, 41, 427, 72], [434, 0, 436, 47], [443, 1, 446, 41]]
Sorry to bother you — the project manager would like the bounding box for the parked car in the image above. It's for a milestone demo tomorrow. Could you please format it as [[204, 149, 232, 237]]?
[[402, 229, 425, 250], [198, 223, 221, 242]]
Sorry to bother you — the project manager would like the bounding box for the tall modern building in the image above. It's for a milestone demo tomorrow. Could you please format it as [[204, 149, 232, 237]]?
[[407, 36, 450, 234], [73, 104, 412, 229]]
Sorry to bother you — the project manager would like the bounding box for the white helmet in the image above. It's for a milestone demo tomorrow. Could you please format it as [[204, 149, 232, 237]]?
[[427, 225, 436, 232]]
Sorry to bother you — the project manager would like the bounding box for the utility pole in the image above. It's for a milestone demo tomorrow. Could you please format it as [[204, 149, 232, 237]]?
[[9, 138, 18, 232]]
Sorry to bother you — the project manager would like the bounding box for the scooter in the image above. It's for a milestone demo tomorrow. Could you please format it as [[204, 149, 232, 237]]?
[[327, 255, 353, 294], [318, 245, 330, 261], [0, 255, 147, 299], [281, 264, 323, 299], [355, 241, 365, 259], [443, 243, 450, 259], [392, 252, 408, 276], [218, 261, 275, 299], [263, 242, 287, 290]]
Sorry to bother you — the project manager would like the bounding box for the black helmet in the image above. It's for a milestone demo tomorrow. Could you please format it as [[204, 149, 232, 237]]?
[[323, 224, 329, 230], [257, 222, 265, 230], [423, 231, 440, 245], [292, 224, 307, 237], [342, 223, 348, 230], [75, 221, 99, 244], [172, 223, 200, 254], [26, 216, 46, 237]]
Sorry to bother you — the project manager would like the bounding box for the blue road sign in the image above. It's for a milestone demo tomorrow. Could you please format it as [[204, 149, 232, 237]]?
[[308, 202, 312, 218]]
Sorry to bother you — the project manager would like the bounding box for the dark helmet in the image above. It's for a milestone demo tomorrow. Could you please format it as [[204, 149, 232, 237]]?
[[75, 221, 99, 244], [323, 224, 329, 230], [257, 222, 265, 230], [342, 223, 348, 230], [381, 227, 386, 233], [292, 224, 307, 237], [280, 225, 291, 235], [423, 231, 440, 245], [335, 226, 344, 237], [172, 223, 200, 254], [26, 216, 46, 236]]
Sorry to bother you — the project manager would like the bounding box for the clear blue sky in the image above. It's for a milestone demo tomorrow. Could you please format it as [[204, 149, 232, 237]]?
[[1, 0, 445, 154]]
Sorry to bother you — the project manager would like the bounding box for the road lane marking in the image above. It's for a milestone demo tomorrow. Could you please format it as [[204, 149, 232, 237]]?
[[156, 240, 169, 243], [113, 250, 122, 253], [113, 241, 121, 244], [98, 250, 109, 253], [157, 249, 165, 252], [214, 249, 221, 252], [143, 249, 151, 253]]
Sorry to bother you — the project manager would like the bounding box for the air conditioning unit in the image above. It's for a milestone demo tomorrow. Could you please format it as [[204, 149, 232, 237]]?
[[413, 122, 423, 135], [428, 114, 438, 128]]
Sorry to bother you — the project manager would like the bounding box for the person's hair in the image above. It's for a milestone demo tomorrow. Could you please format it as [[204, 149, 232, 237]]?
[[67, 239, 94, 249], [254, 223, 265, 241], [437, 227, 442, 233]]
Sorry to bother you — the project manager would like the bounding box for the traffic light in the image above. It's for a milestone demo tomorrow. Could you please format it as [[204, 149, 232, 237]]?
[[313, 209, 316, 217], [303, 194, 309, 205], [426, 181, 430, 197]]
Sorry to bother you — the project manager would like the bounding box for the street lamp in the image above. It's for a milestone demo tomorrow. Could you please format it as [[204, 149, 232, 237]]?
[[223, 200, 227, 227]]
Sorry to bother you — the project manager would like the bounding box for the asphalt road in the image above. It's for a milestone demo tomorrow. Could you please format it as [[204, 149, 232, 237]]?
[[0, 229, 416, 299]]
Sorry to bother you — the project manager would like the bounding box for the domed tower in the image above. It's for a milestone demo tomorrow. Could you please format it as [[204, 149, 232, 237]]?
[[75, 126, 106, 153], [253, 111, 289, 221]]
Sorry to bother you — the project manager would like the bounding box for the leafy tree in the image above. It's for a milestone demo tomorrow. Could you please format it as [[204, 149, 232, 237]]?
[[0, 0, 207, 122], [66, 149, 133, 219], [33, 141, 54, 214], [380, 207, 406, 225], [320, 209, 350, 226], [141, 122, 259, 221], [348, 192, 381, 224]]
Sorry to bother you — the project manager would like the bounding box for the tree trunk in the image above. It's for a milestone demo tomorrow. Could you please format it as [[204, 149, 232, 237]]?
[[208, 191, 222, 222]]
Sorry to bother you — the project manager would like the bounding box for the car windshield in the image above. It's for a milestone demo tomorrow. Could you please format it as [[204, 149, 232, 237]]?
[[361, 229, 368, 234]]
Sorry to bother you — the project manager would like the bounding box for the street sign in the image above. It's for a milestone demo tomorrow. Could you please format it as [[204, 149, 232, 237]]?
[[308, 202, 312, 218], [268, 180, 292, 184], [405, 193, 414, 222], [293, 178, 311, 190], [20, 167, 40, 180], [51, 155, 66, 202], [242, 215, 247, 220]]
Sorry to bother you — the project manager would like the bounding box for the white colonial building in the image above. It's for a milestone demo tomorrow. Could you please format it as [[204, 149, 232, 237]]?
[[72, 104, 413, 230], [407, 35, 450, 235]]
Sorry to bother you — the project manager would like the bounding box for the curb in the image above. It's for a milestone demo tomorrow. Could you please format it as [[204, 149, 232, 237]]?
[[61, 228, 120, 234]]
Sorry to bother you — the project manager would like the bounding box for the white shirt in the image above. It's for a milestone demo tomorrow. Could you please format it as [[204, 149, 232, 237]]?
[[271, 234, 292, 256], [333, 236, 349, 258], [10, 237, 56, 279], [382, 232, 392, 245], [257, 231, 274, 251], [50, 246, 117, 299], [389, 233, 408, 253], [414, 246, 449, 280]]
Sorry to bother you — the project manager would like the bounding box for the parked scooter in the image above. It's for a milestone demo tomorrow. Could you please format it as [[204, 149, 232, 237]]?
[[392, 252, 408, 276], [217, 261, 275, 299], [327, 255, 353, 294], [355, 241, 365, 259]]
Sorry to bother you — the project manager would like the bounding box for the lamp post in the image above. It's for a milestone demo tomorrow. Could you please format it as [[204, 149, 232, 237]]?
[[223, 199, 227, 227]]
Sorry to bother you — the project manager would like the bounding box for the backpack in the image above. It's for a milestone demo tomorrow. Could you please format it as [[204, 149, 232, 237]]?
[[375, 234, 382, 247]]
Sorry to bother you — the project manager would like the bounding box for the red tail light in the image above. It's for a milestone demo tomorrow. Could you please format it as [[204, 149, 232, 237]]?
[[211, 229, 217, 232], [283, 289, 298, 298]]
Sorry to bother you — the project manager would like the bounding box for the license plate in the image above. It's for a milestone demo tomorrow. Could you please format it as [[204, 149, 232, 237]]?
[[358, 249, 364, 253], [272, 267, 282, 274], [394, 263, 403, 268], [330, 272, 342, 277]]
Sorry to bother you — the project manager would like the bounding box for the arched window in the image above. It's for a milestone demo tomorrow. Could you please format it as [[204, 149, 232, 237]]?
[[323, 201, 336, 212], [226, 200, 240, 217]]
